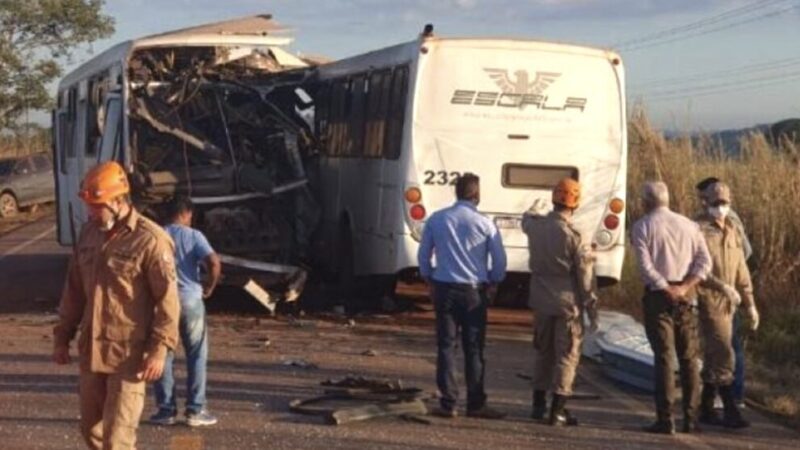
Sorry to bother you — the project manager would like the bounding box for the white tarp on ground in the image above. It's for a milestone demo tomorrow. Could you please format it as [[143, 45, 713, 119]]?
[[583, 309, 702, 392], [583, 310, 657, 392]]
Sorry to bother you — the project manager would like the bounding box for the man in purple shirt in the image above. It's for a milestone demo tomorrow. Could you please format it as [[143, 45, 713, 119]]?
[[631, 181, 712, 435]]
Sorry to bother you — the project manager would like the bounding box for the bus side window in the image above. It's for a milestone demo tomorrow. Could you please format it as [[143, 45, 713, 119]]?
[[365, 70, 391, 158], [85, 74, 108, 157], [86, 80, 99, 157], [330, 79, 348, 157], [315, 82, 330, 152], [348, 74, 367, 157], [66, 87, 78, 159], [384, 66, 409, 160]]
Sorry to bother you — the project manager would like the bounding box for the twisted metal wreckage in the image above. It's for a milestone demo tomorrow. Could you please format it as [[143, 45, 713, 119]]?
[[124, 28, 322, 312]]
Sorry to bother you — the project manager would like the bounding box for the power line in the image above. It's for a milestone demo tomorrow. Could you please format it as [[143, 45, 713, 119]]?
[[645, 69, 800, 97], [615, 0, 788, 47], [637, 71, 800, 102], [622, 3, 799, 51], [630, 56, 800, 89], [615, 0, 797, 51], [617, 0, 787, 47]]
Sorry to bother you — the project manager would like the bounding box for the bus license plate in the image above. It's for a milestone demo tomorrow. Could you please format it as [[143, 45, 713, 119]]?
[[494, 216, 521, 229]]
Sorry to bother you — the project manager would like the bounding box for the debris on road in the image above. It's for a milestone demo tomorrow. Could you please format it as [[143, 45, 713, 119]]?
[[360, 349, 379, 357], [289, 376, 427, 425], [282, 358, 318, 370]]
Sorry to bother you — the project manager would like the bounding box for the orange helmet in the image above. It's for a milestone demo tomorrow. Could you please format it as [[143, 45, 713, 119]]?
[[552, 177, 581, 209], [78, 161, 130, 205]]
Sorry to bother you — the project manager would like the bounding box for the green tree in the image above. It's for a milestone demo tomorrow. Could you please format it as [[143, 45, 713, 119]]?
[[0, 0, 114, 130]]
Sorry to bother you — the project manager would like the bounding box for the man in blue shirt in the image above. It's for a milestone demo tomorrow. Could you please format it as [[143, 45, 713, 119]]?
[[418, 173, 507, 419], [149, 196, 222, 427]]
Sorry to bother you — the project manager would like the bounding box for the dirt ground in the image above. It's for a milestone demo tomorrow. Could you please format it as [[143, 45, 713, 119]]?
[[0, 215, 798, 449]]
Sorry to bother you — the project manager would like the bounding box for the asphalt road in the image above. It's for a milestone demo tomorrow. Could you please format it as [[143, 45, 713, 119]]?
[[0, 216, 797, 449]]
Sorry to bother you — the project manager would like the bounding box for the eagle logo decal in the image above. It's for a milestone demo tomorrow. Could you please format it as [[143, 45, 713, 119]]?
[[483, 69, 561, 95]]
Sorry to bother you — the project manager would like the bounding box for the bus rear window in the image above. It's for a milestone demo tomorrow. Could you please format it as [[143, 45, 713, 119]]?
[[502, 164, 578, 189]]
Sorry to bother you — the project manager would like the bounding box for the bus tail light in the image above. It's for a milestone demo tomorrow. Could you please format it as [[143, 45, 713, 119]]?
[[410, 204, 426, 221], [405, 187, 422, 204], [609, 198, 625, 214], [603, 214, 620, 230]]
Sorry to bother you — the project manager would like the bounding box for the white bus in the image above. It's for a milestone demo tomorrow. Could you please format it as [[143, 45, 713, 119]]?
[[52, 16, 318, 308], [309, 31, 627, 302]]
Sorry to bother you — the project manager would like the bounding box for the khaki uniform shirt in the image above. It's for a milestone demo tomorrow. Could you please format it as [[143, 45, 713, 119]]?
[[522, 211, 593, 317], [54, 208, 180, 374], [697, 214, 755, 309]]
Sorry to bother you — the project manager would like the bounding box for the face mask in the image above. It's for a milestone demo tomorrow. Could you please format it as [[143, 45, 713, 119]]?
[[98, 203, 120, 231], [708, 205, 730, 220]]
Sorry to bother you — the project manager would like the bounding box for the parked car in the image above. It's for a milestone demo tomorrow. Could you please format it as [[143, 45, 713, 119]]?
[[0, 153, 55, 218]]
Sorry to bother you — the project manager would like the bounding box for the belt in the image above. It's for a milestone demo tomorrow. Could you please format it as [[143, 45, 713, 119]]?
[[433, 280, 487, 290], [646, 281, 683, 292]]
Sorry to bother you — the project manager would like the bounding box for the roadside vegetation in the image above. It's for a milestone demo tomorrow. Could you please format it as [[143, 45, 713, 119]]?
[[603, 106, 800, 427], [0, 126, 51, 158]]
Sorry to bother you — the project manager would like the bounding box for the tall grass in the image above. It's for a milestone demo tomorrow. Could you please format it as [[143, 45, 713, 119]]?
[[0, 129, 50, 159], [609, 107, 800, 422]]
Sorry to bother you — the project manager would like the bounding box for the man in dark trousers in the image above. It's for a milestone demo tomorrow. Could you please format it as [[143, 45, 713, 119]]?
[[632, 181, 712, 434], [418, 173, 507, 419]]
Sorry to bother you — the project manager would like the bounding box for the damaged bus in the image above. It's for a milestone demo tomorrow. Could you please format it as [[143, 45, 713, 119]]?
[[52, 16, 319, 311], [306, 29, 627, 303]]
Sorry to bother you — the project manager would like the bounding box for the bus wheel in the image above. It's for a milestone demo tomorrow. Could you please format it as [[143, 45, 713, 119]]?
[[0, 193, 19, 218]]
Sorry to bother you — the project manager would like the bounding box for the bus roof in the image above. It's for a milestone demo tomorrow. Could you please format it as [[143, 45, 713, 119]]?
[[425, 37, 621, 61], [58, 15, 294, 90], [315, 36, 622, 77]]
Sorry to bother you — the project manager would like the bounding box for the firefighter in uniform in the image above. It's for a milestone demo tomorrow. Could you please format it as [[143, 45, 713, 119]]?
[[696, 182, 759, 429], [53, 161, 180, 450], [522, 178, 597, 426]]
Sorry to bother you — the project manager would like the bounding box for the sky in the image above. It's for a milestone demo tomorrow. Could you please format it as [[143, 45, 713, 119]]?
[[57, 0, 800, 131]]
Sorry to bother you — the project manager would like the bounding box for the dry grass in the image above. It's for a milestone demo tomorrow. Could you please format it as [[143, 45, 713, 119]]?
[[604, 106, 800, 425], [0, 130, 50, 159]]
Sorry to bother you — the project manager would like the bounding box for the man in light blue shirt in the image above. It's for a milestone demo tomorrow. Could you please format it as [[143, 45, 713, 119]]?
[[418, 173, 507, 419], [149, 196, 221, 427]]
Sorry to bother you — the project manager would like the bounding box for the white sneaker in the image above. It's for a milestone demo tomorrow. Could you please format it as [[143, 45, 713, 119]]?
[[186, 410, 218, 427]]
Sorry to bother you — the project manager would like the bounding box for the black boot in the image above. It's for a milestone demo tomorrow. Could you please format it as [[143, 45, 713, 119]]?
[[548, 394, 578, 427], [699, 383, 722, 426], [531, 390, 547, 421], [720, 385, 750, 429]]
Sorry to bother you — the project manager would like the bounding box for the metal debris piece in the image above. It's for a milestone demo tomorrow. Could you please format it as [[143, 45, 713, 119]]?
[[243, 279, 276, 314], [131, 98, 227, 160], [400, 414, 433, 425], [219, 254, 300, 276], [284, 269, 307, 303], [289, 395, 427, 426], [322, 376, 403, 392], [360, 349, 379, 357], [289, 376, 428, 425], [282, 358, 318, 370]]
